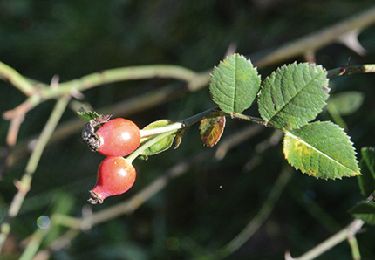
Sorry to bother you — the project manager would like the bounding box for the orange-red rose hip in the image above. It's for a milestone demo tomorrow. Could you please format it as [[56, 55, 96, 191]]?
[[89, 156, 136, 204], [96, 118, 140, 156]]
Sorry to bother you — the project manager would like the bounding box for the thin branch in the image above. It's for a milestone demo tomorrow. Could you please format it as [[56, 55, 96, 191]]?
[[19, 229, 48, 260], [139, 107, 220, 138], [347, 235, 361, 260], [327, 64, 375, 78], [255, 6, 375, 67], [140, 123, 183, 138], [0, 96, 70, 252], [3, 97, 35, 120], [285, 195, 373, 260], [221, 168, 292, 257], [0, 61, 36, 96], [127, 107, 221, 162], [6, 114, 25, 147], [39, 65, 210, 101], [285, 219, 364, 260], [230, 113, 269, 126]]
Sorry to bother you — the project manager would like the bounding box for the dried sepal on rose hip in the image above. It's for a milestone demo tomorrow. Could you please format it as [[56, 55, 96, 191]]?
[[82, 115, 141, 157], [81, 114, 112, 151], [88, 156, 136, 204]]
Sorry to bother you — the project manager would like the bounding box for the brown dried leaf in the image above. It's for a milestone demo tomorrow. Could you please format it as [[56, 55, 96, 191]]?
[[199, 116, 226, 147]]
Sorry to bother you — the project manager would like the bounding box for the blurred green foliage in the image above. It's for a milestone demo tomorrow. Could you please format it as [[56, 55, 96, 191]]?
[[1, 0, 375, 259]]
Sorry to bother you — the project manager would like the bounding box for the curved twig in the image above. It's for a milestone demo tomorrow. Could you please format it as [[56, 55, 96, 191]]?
[[255, 6, 375, 67], [285, 219, 364, 260]]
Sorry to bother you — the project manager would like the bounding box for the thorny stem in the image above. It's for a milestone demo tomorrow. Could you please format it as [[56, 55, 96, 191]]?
[[0, 96, 70, 252]]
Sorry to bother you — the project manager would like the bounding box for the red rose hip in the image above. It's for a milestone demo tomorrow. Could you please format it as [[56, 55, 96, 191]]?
[[89, 156, 136, 204], [96, 118, 140, 156]]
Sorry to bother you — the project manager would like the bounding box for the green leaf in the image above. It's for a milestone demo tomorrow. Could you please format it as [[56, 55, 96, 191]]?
[[209, 53, 261, 113], [327, 91, 364, 115], [200, 116, 226, 147], [77, 110, 101, 121], [358, 147, 375, 196], [141, 120, 176, 156], [258, 63, 329, 129], [283, 121, 360, 180], [350, 201, 375, 225]]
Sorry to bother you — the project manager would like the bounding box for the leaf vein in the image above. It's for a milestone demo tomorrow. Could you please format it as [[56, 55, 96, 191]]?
[[286, 131, 356, 174]]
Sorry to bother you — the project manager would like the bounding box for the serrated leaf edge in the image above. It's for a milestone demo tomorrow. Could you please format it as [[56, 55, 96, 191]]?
[[284, 126, 360, 179], [209, 53, 261, 113], [260, 62, 329, 129]]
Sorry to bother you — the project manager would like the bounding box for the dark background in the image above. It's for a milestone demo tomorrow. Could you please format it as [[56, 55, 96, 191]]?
[[0, 0, 374, 259]]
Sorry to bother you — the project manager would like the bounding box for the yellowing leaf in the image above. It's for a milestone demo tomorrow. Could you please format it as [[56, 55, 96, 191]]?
[[283, 121, 360, 180]]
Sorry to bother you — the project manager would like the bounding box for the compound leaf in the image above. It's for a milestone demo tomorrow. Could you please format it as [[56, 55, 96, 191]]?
[[258, 63, 329, 129], [283, 121, 360, 180], [209, 53, 261, 113]]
